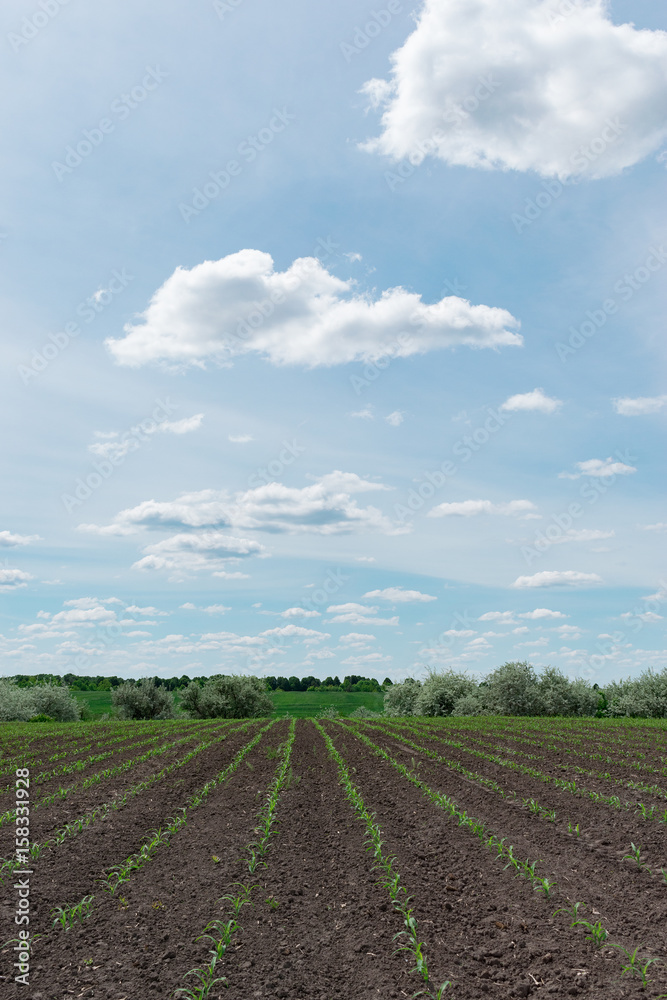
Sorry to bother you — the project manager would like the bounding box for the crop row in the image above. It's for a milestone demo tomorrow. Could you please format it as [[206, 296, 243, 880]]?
[[384, 719, 667, 825], [340, 721, 663, 987], [0, 722, 247, 884]]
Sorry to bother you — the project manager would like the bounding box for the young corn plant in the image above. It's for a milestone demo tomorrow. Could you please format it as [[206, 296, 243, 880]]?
[[610, 944, 660, 986], [51, 895, 95, 931], [101, 725, 274, 893], [315, 720, 452, 998], [175, 721, 296, 1000], [622, 842, 651, 872], [553, 901, 586, 925], [574, 919, 608, 947]]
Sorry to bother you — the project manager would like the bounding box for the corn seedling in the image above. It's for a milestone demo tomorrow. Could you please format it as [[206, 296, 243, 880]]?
[[315, 720, 453, 997], [219, 883, 258, 917], [610, 944, 660, 985], [574, 919, 608, 947], [553, 901, 586, 925], [51, 895, 95, 931], [622, 842, 650, 871]]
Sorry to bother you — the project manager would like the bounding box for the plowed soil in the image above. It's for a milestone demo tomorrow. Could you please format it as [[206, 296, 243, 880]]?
[[1, 717, 665, 1000]]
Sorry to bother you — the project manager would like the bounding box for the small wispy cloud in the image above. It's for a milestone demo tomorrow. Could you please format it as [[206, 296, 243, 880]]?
[[512, 571, 602, 589], [613, 395, 667, 416], [559, 458, 636, 480], [500, 388, 562, 414]]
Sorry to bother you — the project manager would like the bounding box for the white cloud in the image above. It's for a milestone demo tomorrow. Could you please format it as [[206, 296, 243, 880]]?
[[52, 606, 117, 625], [613, 395, 667, 416], [385, 410, 405, 426], [63, 596, 123, 609], [547, 528, 615, 544], [356, 555, 376, 563], [180, 603, 231, 614], [429, 499, 537, 518], [559, 457, 637, 479], [363, 587, 436, 603], [620, 611, 663, 623], [350, 406, 374, 419], [327, 603, 378, 615], [260, 625, 330, 640], [519, 608, 568, 619], [326, 602, 399, 626], [478, 611, 516, 623], [0, 569, 33, 590], [641, 523, 667, 533], [0, 531, 41, 547], [339, 632, 377, 644], [132, 532, 266, 577], [441, 628, 477, 637], [360, 0, 667, 180], [512, 570, 603, 588], [89, 413, 204, 462], [278, 607, 321, 619], [85, 472, 406, 538], [125, 605, 170, 616], [500, 388, 562, 413], [228, 433, 254, 443], [105, 250, 522, 368]]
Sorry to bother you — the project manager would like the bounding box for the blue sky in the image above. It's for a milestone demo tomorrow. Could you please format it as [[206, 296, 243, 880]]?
[[1, 0, 666, 685]]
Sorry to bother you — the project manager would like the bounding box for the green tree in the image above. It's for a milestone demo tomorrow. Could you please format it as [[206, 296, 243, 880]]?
[[181, 674, 273, 718], [111, 678, 176, 720]]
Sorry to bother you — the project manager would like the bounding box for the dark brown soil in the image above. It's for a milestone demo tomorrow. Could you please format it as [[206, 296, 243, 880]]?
[[1, 718, 666, 1000]]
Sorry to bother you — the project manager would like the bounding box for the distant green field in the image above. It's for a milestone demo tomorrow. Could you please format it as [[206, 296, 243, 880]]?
[[73, 688, 385, 718], [268, 690, 385, 717], [72, 690, 112, 717]]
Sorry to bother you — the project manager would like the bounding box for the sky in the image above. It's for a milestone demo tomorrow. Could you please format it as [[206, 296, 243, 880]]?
[[1, 0, 666, 686]]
